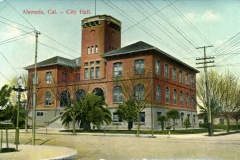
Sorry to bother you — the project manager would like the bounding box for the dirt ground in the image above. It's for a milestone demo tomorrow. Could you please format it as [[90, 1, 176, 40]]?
[[2, 128, 240, 160]]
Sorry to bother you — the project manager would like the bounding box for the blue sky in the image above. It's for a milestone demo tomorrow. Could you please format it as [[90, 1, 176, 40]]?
[[0, 0, 240, 86]]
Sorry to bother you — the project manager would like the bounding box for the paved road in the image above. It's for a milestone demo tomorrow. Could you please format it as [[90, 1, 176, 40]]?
[[1, 128, 240, 160]]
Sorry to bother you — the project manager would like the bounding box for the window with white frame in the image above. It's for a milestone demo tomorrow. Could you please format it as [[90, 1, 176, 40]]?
[[113, 62, 122, 77], [45, 91, 52, 106], [139, 112, 145, 122], [173, 89, 177, 105], [164, 64, 169, 78], [45, 71, 52, 84], [186, 93, 190, 107], [165, 87, 170, 104], [91, 46, 95, 53], [113, 112, 122, 122], [155, 60, 160, 75], [173, 68, 177, 81], [87, 47, 90, 54], [84, 68, 89, 79], [90, 67, 94, 79], [95, 67, 100, 79], [179, 71, 183, 83], [113, 86, 123, 103], [134, 59, 144, 74], [95, 45, 98, 53], [37, 112, 43, 116], [135, 84, 145, 102], [156, 85, 161, 102], [180, 91, 183, 106]]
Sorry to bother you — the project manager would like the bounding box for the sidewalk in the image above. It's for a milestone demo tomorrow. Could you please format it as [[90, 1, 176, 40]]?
[[1, 143, 77, 160]]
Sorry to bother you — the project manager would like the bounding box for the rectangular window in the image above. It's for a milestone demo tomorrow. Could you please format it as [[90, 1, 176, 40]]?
[[90, 61, 94, 66], [37, 112, 43, 116], [90, 67, 94, 79], [179, 71, 183, 83], [180, 91, 183, 106], [113, 62, 122, 77], [84, 62, 88, 66], [164, 64, 169, 78], [165, 87, 170, 104], [113, 113, 122, 122], [172, 68, 177, 81], [87, 47, 90, 54], [134, 59, 144, 74], [91, 46, 95, 53], [155, 60, 160, 75], [139, 112, 145, 123], [45, 71, 52, 84], [186, 93, 190, 107], [95, 67, 100, 79], [173, 89, 177, 105], [95, 45, 98, 53], [186, 74, 189, 85], [96, 61, 100, 65], [84, 68, 89, 80]]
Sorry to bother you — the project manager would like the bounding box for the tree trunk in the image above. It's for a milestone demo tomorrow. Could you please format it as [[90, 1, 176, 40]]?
[[236, 118, 239, 131], [226, 117, 230, 134], [128, 121, 133, 131], [72, 116, 76, 135], [173, 119, 175, 131], [136, 114, 140, 137]]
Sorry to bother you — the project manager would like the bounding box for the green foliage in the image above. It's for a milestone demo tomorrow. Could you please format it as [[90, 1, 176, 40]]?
[[61, 93, 112, 131], [0, 85, 12, 110], [116, 100, 138, 130], [157, 115, 167, 131], [166, 109, 180, 130]]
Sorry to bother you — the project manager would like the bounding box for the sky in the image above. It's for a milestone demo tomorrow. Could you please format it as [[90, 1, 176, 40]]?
[[0, 0, 240, 87]]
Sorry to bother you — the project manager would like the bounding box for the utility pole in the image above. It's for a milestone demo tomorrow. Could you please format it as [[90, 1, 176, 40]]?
[[196, 45, 214, 136], [32, 30, 40, 145]]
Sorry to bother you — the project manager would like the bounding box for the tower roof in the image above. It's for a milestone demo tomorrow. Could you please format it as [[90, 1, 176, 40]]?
[[82, 14, 121, 26]]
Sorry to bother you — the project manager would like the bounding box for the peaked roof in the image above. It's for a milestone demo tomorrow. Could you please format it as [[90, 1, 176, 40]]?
[[104, 41, 199, 72], [25, 56, 80, 69]]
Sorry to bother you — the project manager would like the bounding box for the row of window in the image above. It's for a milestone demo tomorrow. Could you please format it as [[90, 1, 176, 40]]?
[[114, 85, 195, 107], [84, 67, 100, 79], [113, 59, 195, 88], [87, 45, 98, 54]]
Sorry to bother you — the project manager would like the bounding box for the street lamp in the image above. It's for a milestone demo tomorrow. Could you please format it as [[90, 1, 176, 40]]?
[[13, 76, 27, 150]]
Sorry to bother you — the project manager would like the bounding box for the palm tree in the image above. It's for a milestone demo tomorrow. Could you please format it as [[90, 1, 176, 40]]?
[[61, 93, 112, 132]]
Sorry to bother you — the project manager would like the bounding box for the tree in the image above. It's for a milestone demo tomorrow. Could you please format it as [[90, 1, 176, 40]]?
[[157, 115, 167, 131], [166, 109, 180, 130], [114, 70, 152, 137], [116, 100, 139, 131], [197, 70, 240, 134], [0, 85, 12, 121], [183, 118, 191, 130], [61, 93, 112, 132]]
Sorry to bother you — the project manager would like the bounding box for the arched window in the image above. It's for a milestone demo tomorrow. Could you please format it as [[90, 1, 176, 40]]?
[[156, 85, 161, 102], [60, 90, 70, 107], [92, 88, 104, 100], [180, 91, 183, 106], [45, 91, 52, 106], [75, 89, 86, 101], [173, 89, 177, 105], [135, 84, 145, 102], [113, 86, 123, 103], [165, 87, 170, 104]]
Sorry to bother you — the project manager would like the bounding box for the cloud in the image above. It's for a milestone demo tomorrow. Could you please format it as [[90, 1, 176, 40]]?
[[202, 10, 221, 22], [183, 10, 221, 22]]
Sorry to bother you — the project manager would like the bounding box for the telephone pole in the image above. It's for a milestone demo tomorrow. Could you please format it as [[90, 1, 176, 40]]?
[[32, 30, 40, 145], [196, 45, 214, 136]]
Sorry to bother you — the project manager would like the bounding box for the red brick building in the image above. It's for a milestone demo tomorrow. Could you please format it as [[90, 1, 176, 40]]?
[[26, 15, 199, 129]]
